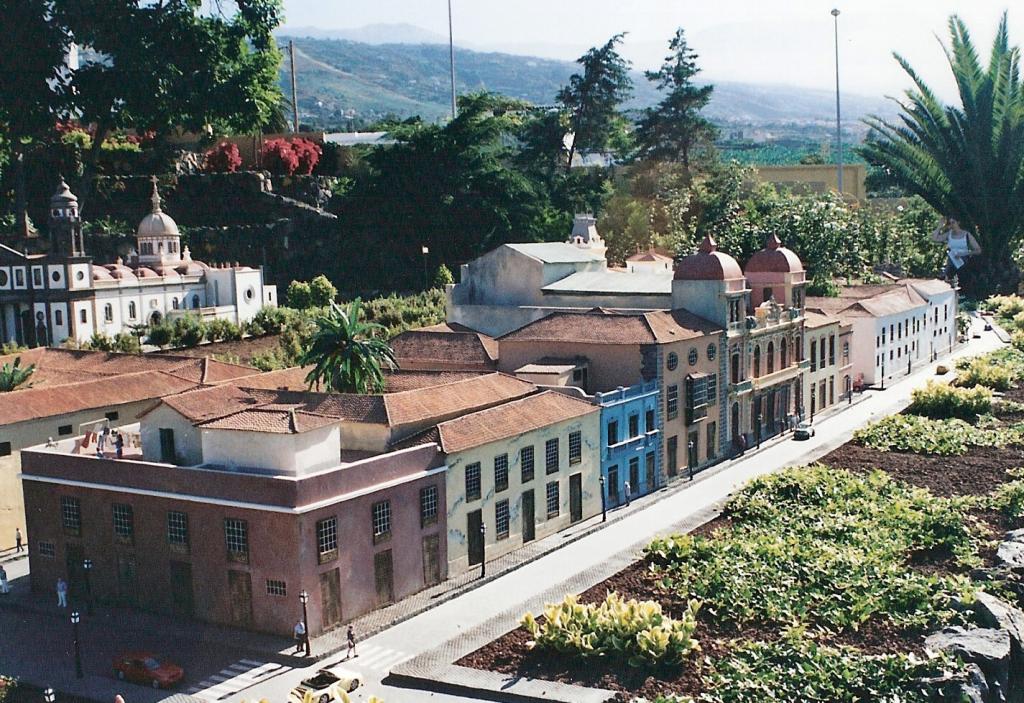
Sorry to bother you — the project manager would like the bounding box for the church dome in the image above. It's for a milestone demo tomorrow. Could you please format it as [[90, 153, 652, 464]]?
[[745, 233, 803, 274], [136, 181, 179, 238], [674, 234, 744, 281], [134, 267, 159, 278]]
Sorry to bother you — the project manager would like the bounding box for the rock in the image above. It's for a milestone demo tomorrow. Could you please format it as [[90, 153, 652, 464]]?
[[997, 529, 1024, 570], [962, 663, 991, 703], [974, 593, 1024, 702], [925, 626, 1010, 702], [920, 663, 989, 702]]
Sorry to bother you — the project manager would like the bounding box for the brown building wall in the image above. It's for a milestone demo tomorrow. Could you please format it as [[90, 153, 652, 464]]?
[[498, 341, 644, 393]]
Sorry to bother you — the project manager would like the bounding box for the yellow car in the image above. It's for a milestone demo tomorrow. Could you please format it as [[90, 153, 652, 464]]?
[[288, 667, 361, 703]]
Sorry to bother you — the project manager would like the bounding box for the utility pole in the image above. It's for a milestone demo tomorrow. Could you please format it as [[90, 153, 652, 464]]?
[[289, 40, 300, 134], [448, 0, 457, 119], [831, 8, 843, 195]]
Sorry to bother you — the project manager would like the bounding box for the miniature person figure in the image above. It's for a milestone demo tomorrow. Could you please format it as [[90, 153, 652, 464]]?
[[624, 480, 631, 506], [346, 624, 357, 659], [56, 577, 68, 608], [15, 527, 23, 553], [293, 620, 306, 654], [114, 432, 124, 459], [931, 217, 981, 280], [97, 425, 109, 455], [0, 565, 9, 594]]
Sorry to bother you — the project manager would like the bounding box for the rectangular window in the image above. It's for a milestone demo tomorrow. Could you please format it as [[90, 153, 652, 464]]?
[[0, 442, 10, 457], [829, 336, 835, 365], [54, 310, 63, 326], [810, 340, 817, 371], [266, 579, 287, 597], [372, 500, 392, 543], [494, 454, 509, 493], [546, 481, 560, 519], [607, 419, 619, 446], [628, 456, 639, 494], [104, 411, 119, 422], [465, 462, 481, 502], [420, 485, 438, 527], [628, 414, 639, 438], [520, 446, 535, 483], [167, 511, 189, 550], [316, 516, 338, 564], [707, 374, 717, 406], [14, 269, 24, 287], [545, 438, 559, 474], [685, 375, 709, 424], [79, 309, 87, 324], [224, 518, 249, 563], [61, 496, 81, 535], [32, 268, 42, 287], [38, 541, 56, 558], [568, 431, 581, 465], [645, 409, 655, 433], [666, 384, 679, 420], [495, 499, 510, 540], [58, 424, 72, 436]]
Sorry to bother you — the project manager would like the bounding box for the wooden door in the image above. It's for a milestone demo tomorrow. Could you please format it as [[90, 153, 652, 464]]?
[[319, 568, 341, 631], [569, 473, 583, 523], [116, 554, 138, 606], [608, 466, 620, 505], [521, 490, 535, 543], [374, 550, 395, 605], [169, 561, 194, 617], [227, 570, 253, 628], [422, 534, 441, 587], [467, 509, 483, 566], [645, 452, 656, 491]]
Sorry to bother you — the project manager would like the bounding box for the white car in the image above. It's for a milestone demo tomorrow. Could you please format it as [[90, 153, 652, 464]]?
[[793, 421, 816, 441], [288, 666, 361, 703]]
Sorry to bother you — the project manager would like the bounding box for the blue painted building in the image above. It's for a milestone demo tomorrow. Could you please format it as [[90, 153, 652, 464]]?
[[594, 381, 660, 508]]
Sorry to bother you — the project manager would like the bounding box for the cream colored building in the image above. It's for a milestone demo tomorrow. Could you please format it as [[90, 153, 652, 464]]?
[[754, 163, 867, 201], [426, 391, 601, 577], [801, 311, 853, 420]]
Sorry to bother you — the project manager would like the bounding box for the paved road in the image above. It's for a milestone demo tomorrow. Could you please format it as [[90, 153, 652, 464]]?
[[0, 321, 1002, 703]]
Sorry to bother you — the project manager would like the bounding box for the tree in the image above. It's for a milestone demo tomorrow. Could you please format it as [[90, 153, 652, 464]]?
[[308, 274, 337, 307], [433, 264, 454, 288], [300, 300, 397, 394], [0, 357, 35, 392], [287, 280, 313, 309], [50, 0, 283, 191], [860, 13, 1024, 297], [635, 29, 717, 169], [558, 34, 633, 171]]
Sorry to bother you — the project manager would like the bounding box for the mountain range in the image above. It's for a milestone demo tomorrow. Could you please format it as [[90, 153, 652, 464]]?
[[275, 28, 896, 128]]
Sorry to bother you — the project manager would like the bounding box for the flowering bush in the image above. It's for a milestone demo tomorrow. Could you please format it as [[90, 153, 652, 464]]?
[[204, 141, 242, 173], [260, 138, 321, 175]]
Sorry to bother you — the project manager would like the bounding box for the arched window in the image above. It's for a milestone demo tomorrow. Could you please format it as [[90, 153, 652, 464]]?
[[79, 308, 87, 324], [192, 294, 200, 309], [731, 352, 740, 383], [172, 297, 179, 310], [767, 341, 775, 374], [103, 303, 113, 323], [128, 301, 137, 320], [753, 345, 761, 378], [780, 338, 788, 368]]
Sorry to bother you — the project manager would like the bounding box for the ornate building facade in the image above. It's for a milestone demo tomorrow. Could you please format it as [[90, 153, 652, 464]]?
[[0, 180, 276, 347]]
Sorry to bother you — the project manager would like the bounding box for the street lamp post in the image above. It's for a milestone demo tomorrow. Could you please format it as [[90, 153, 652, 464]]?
[[421, 245, 430, 291], [82, 559, 93, 616], [43, 688, 55, 703], [831, 8, 843, 195], [756, 413, 763, 449], [479, 522, 487, 579], [298, 590, 311, 657], [71, 611, 83, 679], [598, 474, 607, 522], [687, 441, 695, 481]]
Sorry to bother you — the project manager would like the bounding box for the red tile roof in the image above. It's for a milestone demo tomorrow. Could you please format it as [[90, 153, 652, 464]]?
[[390, 328, 499, 369], [199, 408, 337, 434], [434, 391, 598, 454], [499, 309, 721, 345], [383, 373, 536, 427]]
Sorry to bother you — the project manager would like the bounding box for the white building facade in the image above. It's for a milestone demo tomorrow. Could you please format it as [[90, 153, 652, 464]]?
[[0, 180, 276, 347]]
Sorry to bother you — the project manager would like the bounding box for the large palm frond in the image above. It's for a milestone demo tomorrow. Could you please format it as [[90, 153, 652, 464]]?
[[299, 300, 396, 394], [0, 357, 35, 392]]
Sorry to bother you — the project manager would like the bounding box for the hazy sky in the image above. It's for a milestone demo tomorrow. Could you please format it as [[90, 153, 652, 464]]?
[[281, 1, 1019, 100]]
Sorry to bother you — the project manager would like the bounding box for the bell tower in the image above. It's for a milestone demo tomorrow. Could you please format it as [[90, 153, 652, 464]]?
[[49, 177, 86, 257]]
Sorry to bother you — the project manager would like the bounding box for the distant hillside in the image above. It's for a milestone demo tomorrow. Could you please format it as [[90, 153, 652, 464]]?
[[277, 36, 893, 127]]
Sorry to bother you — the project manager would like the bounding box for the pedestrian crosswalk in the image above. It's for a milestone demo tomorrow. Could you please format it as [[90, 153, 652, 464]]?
[[186, 659, 283, 701], [336, 644, 409, 675]]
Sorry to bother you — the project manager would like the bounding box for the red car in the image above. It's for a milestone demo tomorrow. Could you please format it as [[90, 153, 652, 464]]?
[[112, 652, 184, 689]]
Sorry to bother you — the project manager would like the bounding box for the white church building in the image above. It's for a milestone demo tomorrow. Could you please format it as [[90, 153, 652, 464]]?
[[0, 179, 276, 347]]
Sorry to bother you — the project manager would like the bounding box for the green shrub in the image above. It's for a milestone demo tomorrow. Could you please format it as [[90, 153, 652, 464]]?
[[433, 264, 454, 288], [957, 357, 1015, 390], [806, 276, 840, 297], [287, 280, 313, 309], [170, 314, 208, 348], [989, 469, 1024, 520], [147, 323, 173, 347], [207, 318, 242, 342], [521, 593, 701, 668], [646, 466, 978, 633], [308, 274, 338, 307], [853, 414, 1023, 455], [907, 381, 991, 420], [703, 633, 950, 703], [251, 306, 287, 335]]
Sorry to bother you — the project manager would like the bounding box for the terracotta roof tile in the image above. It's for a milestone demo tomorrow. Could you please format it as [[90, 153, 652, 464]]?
[[499, 311, 657, 344], [803, 310, 840, 329], [382, 370, 487, 391], [199, 408, 336, 434], [158, 384, 265, 423], [435, 391, 598, 454], [383, 373, 536, 427], [642, 310, 723, 342], [390, 329, 499, 369]]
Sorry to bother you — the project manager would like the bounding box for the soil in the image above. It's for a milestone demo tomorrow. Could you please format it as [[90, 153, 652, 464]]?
[[153, 333, 281, 364], [820, 443, 1024, 498]]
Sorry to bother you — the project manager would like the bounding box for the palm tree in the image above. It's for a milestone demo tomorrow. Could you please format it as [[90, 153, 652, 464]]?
[[860, 13, 1024, 297], [0, 357, 35, 392], [299, 300, 396, 394]]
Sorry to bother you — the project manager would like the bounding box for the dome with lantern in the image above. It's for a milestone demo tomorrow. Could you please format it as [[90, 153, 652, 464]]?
[[745, 233, 803, 274], [673, 234, 744, 281]]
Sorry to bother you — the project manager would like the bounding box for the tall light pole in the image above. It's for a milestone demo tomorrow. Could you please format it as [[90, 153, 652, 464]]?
[[448, 0, 457, 119], [43, 688, 55, 703], [71, 610, 83, 679], [298, 590, 311, 657], [289, 40, 300, 134], [82, 559, 93, 616], [831, 8, 843, 195]]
